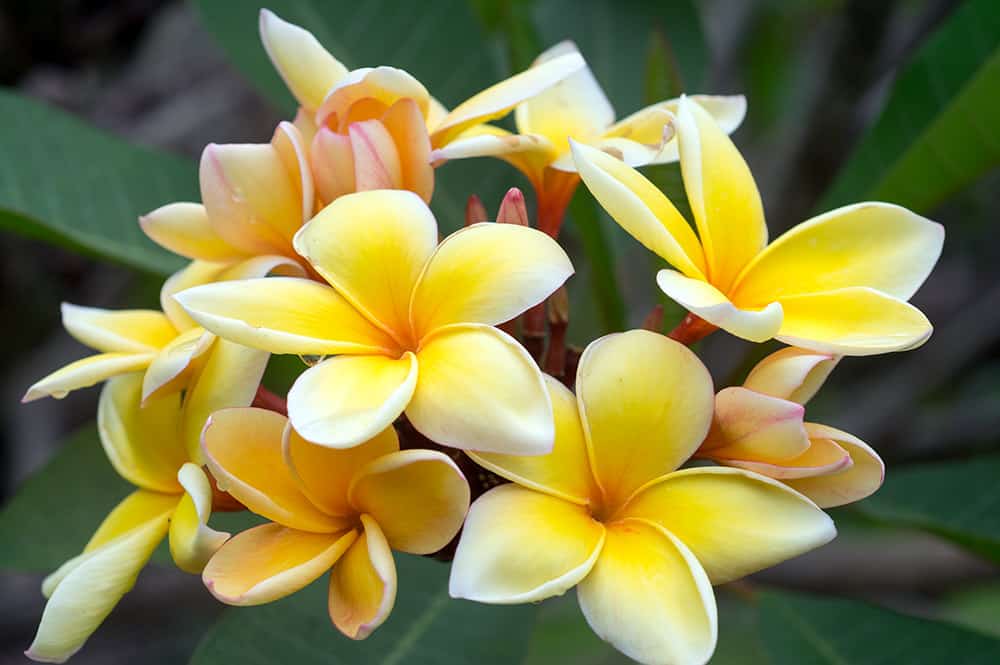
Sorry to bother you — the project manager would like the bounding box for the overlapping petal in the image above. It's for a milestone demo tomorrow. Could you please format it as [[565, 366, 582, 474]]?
[[577, 519, 716, 665], [61, 303, 175, 354], [139, 202, 245, 262], [786, 424, 885, 508], [576, 330, 713, 510], [349, 449, 469, 554], [723, 437, 851, 480], [287, 353, 418, 449], [317, 66, 430, 131], [259, 9, 348, 112], [742, 347, 839, 404], [168, 463, 230, 574], [141, 327, 214, 402], [409, 222, 573, 336], [469, 376, 596, 505], [328, 515, 397, 640], [408, 324, 553, 455], [378, 98, 435, 202], [450, 484, 604, 603], [202, 408, 348, 533], [23, 353, 153, 403], [203, 524, 356, 606], [700, 387, 809, 462], [621, 467, 835, 584]]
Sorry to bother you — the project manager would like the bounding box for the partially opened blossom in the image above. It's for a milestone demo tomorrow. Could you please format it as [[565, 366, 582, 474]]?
[[699, 347, 884, 507], [572, 96, 945, 355], [26, 373, 231, 663], [140, 121, 314, 270], [433, 42, 745, 234], [200, 407, 469, 639], [450, 330, 834, 665], [23, 262, 277, 463], [177, 189, 573, 454], [259, 10, 584, 204]]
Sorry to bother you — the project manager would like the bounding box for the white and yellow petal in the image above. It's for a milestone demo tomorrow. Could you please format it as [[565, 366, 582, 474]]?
[[61, 303, 175, 354], [169, 463, 230, 574], [409, 222, 573, 336], [742, 347, 839, 405], [259, 9, 348, 112], [450, 484, 604, 603], [407, 324, 553, 455], [576, 330, 714, 510], [203, 524, 356, 606], [348, 449, 470, 554], [23, 353, 153, 403], [786, 424, 885, 508], [621, 467, 836, 584], [577, 519, 716, 665], [139, 202, 245, 262], [328, 515, 396, 639], [141, 327, 214, 402]]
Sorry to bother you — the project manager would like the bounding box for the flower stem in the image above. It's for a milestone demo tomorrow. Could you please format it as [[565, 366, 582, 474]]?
[[252, 385, 288, 415], [666, 313, 717, 346]]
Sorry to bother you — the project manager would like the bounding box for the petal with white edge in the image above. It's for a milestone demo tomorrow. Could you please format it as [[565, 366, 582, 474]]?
[[786, 424, 885, 508], [61, 303, 175, 354], [259, 9, 348, 112], [141, 327, 214, 403], [23, 352, 153, 403], [139, 202, 245, 262], [169, 463, 230, 574], [450, 484, 604, 603], [743, 347, 839, 405], [722, 437, 851, 480]]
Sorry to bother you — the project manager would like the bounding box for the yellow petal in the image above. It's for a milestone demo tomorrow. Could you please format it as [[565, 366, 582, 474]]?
[[408, 324, 553, 455], [449, 484, 604, 603], [311, 127, 356, 202], [199, 138, 301, 257], [380, 98, 435, 203], [28, 490, 173, 663], [742, 347, 839, 405], [676, 95, 766, 292], [293, 189, 438, 343], [271, 121, 315, 227], [202, 408, 348, 533], [409, 222, 573, 337], [348, 119, 403, 191], [576, 330, 713, 511], [141, 327, 214, 403], [513, 41, 613, 152], [656, 269, 783, 342], [775, 287, 933, 355], [577, 519, 716, 665], [554, 134, 679, 172], [786, 424, 885, 508], [181, 338, 269, 463], [620, 467, 836, 584], [169, 463, 230, 574], [160, 260, 229, 332], [283, 423, 399, 516], [287, 352, 417, 449], [258, 9, 348, 111], [97, 373, 186, 493], [176, 277, 397, 355], [317, 66, 430, 132], [430, 51, 585, 147], [139, 202, 245, 262], [61, 303, 176, 354], [570, 141, 705, 279], [293, 107, 318, 145], [22, 352, 153, 403], [430, 126, 556, 186], [468, 375, 597, 505], [700, 387, 809, 462], [348, 449, 470, 554], [734, 202, 945, 305], [721, 437, 851, 480], [203, 524, 356, 606], [328, 515, 396, 639]]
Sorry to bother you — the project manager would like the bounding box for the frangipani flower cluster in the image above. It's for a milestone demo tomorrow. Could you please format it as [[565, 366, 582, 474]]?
[[17, 9, 945, 665]]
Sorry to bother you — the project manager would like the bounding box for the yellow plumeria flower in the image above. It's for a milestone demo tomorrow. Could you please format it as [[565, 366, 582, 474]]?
[[200, 407, 469, 639], [449, 330, 835, 665], [141, 121, 315, 271], [432, 42, 745, 234], [699, 347, 884, 507], [26, 372, 230, 663], [23, 260, 283, 462], [572, 96, 945, 355], [259, 10, 584, 200], [176, 189, 573, 454]]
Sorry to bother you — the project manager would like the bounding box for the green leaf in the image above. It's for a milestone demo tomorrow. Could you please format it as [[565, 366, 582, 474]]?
[[820, 0, 1000, 213], [940, 583, 1000, 638], [759, 590, 1000, 664], [0, 90, 192, 274], [192, 0, 516, 229], [189, 553, 537, 665], [0, 426, 130, 572], [853, 454, 1000, 563]]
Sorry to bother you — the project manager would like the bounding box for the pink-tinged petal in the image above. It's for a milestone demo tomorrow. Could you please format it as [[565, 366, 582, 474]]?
[[449, 484, 605, 603], [700, 387, 810, 463], [23, 353, 153, 403], [380, 98, 434, 202], [785, 424, 885, 508], [312, 127, 357, 203], [317, 66, 430, 132], [742, 347, 839, 405], [61, 303, 176, 354], [139, 202, 245, 262], [203, 408, 349, 532], [348, 449, 470, 554], [203, 524, 356, 606], [271, 121, 315, 226], [328, 515, 396, 640], [259, 9, 348, 112], [723, 437, 852, 480], [348, 119, 403, 191]]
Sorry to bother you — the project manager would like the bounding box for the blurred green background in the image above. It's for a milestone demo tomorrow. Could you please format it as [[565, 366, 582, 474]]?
[[1, 0, 998, 663]]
